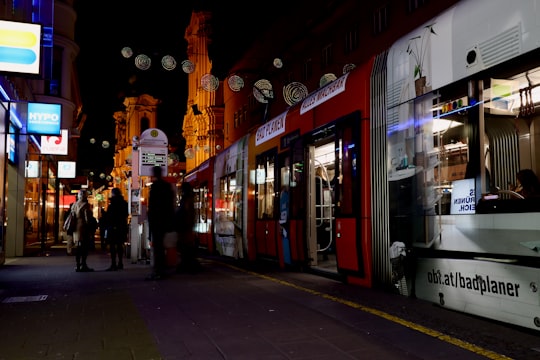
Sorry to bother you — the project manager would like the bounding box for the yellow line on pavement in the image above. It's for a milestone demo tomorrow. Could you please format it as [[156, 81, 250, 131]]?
[[220, 261, 512, 360]]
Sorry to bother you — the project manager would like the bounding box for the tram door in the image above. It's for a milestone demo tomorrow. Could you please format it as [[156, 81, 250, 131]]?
[[307, 138, 339, 272]]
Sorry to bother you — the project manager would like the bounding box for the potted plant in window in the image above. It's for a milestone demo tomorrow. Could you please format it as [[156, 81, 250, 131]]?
[[407, 23, 436, 96]]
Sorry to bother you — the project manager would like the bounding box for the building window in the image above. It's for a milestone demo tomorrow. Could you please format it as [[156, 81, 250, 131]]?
[[141, 116, 149, 133], [303, 58, 313, 81], [46, 45, 62, 96], [248, 94, 257, 109], [407, 0, 428, 13], [321, 43, 333, 69], [242, 105, 248, 124], [373, 5, 388, 35], [285, 71, 294, 85], [345, 23, 360, 55], [239, 105, 245, 126]]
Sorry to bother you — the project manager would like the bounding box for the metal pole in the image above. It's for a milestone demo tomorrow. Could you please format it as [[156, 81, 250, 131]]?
[[130, 136, 140, 263]]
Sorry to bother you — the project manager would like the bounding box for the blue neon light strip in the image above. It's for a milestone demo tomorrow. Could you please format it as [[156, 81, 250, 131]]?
[[0, 83, 40, 150]]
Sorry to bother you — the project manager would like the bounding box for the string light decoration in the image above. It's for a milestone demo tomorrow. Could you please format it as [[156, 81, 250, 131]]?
[[184, 147, 195, 159], [121, 47, 133, 58], [253, 79, 274, 103], [120, 46, 186, 71], [319, 73, 337, 87], [227, 75, 244, 92], [181, 60, 195, 74], [201, 73, 219, 92], [283, 82, 308, 106], [273, 58, 283, 68], [161, 55, 177, 71], [343, 63, 356, 74], [134, 54, 152, 70]]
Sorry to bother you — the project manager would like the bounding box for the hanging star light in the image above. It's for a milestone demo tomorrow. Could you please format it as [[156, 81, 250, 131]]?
[[253, 79, 274, 103], [201, 74, 219, 92], [135, 54, 151, 70], [319, 73, 337, 87], [184, 147, 195, 159], [161, 55, 177, 71], [227, 75, 244, 92], [283, 82, 308, 106], [181, 60, 195, 74], [121, 47, 133, 58], [342, 63, 356, 74]]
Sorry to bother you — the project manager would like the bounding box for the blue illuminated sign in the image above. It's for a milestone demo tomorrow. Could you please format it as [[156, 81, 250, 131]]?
[[27, 102, 61, 135]]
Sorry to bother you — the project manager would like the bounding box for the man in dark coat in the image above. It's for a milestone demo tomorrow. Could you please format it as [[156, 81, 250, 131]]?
[[147, 165, 175, 280], [175, 182, 201, 273], [105, 188, 129, 271]]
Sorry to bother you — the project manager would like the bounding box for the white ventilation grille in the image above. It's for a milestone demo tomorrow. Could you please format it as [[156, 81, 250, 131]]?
[[477, 25, 521, 68], [386, 78, 404, 108]]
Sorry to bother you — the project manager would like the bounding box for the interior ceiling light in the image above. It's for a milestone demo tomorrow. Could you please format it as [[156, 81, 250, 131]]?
[[228, 75, 244, 92], [121, 47, 133, 58], [181, 60, 195, 74], [161, 55, 177, 71], [319, 73, 337, 87], [253, 79, 274, 103], [201, 74, 219, 92], [135, 54, 151, 70], [283, 82, 308, 106]]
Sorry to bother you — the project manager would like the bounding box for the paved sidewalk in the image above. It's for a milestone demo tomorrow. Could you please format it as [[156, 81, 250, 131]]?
[[0, 249, 539, 359]]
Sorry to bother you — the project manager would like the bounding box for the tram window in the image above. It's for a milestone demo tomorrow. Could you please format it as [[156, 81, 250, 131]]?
[[431, 70, 540, 214], [193, 184, 210, 233], [256, 155, 276, 219], [289, 162, 304, 219], [279, 154, 304, 220], [340, 129, 353, 214], [217, 176, 238, 222]]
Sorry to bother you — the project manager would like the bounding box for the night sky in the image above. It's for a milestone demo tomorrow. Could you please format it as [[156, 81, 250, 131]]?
[[74, 1, 193, 174], [73, 0, 294, 175]]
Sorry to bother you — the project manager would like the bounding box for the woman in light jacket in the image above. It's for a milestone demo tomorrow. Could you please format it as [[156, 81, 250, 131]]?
[[72, 189, 94, 272]]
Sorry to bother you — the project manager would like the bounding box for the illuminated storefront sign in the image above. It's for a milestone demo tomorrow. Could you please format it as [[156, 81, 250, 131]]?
[[28, 102, 61, 135], [0, 20, 42, 75]]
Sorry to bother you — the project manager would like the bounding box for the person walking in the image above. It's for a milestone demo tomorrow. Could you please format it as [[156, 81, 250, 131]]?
[[105, 188, 129, 271], [146, 165, 175, 280], [175, 182, 201, 273], [98, 207, 108, 251], [72, 189, 94, 272], [64, 202, 75, 255]]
